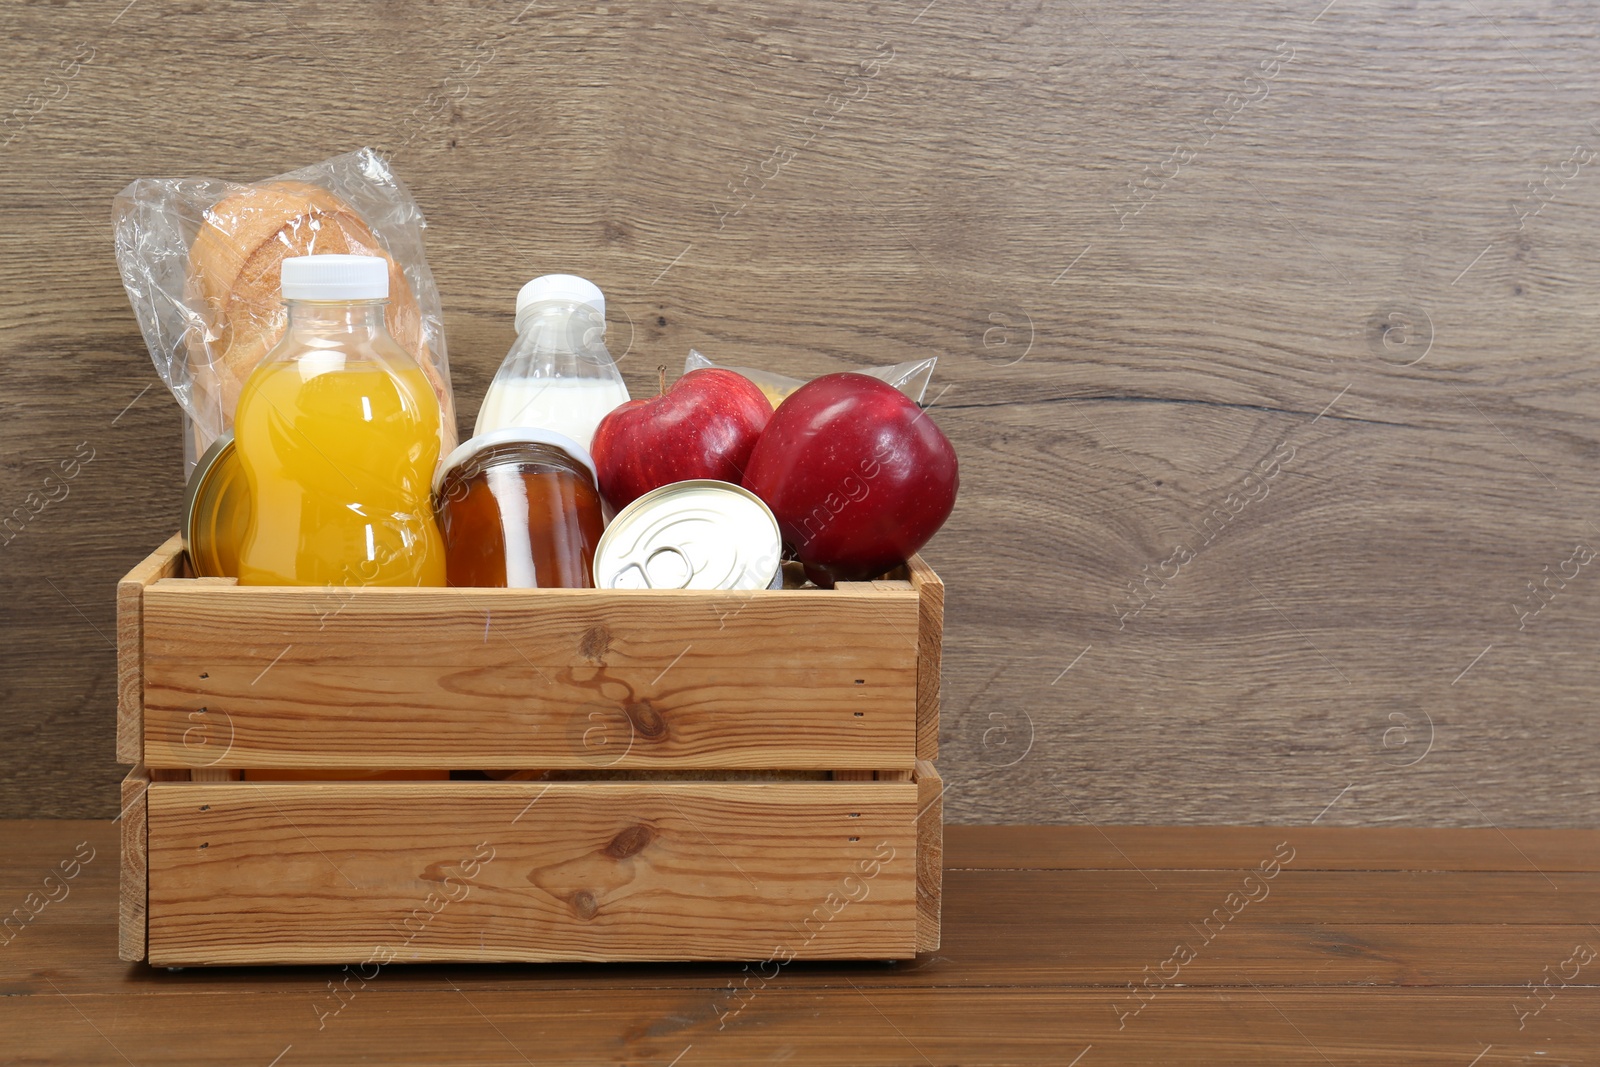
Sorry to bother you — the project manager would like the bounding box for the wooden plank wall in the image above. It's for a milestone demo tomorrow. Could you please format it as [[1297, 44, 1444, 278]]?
[[1, 1, 1596, 825]]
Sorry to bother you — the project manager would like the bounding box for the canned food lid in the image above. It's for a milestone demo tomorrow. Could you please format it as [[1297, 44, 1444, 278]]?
[[433, 426, 596, 494], [594, 479, 782, 591], [182, 430, 248, 579], [182, 431, 234, 534]]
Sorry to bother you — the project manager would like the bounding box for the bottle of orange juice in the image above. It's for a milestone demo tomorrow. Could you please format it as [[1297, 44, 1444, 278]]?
[[234, 254, 446, 587]]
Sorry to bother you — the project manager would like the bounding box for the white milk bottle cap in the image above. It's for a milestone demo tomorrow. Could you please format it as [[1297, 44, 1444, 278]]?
[[515, 274, 605, 332]]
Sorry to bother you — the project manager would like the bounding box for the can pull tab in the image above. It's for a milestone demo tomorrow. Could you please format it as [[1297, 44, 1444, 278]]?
[[621, 544, 695, 589]]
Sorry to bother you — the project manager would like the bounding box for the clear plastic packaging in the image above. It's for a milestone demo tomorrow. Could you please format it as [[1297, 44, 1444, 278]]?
[[112, 148, 455, 476], [683, 350, 937, 409]]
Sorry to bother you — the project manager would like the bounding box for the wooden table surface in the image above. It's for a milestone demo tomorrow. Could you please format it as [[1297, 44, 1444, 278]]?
[[4, 821, 1596, 1065]]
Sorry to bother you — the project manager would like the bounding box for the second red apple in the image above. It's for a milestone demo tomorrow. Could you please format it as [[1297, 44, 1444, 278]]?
[[591, 368, 772, 510]]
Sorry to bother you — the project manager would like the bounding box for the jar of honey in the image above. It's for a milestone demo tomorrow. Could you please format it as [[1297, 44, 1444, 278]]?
[[433, 429, 605, 588]]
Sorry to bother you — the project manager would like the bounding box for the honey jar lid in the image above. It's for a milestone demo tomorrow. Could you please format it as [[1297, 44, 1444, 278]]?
[[433, 426, 597, 495]]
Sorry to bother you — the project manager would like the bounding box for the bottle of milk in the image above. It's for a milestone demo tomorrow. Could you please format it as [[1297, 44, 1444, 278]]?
[[474, 275, 630, 448]]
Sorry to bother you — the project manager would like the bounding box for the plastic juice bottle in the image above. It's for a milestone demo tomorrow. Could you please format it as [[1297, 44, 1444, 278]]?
[[234, 254, 446, 587]]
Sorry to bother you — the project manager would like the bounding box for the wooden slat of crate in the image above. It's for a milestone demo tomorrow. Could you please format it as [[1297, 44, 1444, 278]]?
[[118, 765, 194, 961], [139, 579, 919, 769], [116, 765, 149, 962], [906, 555, 943, 762], [915, 759, 943, 952], [116, 535, 185, 764], [144, 779, 918, 965]]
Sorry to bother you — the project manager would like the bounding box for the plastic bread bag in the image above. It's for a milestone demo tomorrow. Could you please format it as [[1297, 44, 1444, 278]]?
[[112, 147, 456, 475], [683, 350, 936, 409]]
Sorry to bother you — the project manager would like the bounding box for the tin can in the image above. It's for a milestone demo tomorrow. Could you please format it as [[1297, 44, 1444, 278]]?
[[593, 480, 783, 591], [182, 430, 250, 579]]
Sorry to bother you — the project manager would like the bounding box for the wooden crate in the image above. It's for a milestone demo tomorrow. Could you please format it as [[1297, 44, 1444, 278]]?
[[117, 535, 943, 965]]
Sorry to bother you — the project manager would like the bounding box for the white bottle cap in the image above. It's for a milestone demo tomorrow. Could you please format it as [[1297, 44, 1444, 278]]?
[[281, 254, 389, 301], [515, 274, 604, 332]]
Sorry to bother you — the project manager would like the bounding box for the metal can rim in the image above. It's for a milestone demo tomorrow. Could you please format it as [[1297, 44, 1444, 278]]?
[[181, 430, 236, 573], [593, 479, 782, 591]]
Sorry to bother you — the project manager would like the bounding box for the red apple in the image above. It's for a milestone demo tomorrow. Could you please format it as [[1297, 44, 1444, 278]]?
[[592, 368, 771, 510], [743, 372, 958, 584]]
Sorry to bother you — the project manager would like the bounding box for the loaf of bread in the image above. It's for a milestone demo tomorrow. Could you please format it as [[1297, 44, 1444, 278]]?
[[184, 180, 454, 438]]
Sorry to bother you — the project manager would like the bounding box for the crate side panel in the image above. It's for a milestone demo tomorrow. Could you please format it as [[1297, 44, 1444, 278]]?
[[117, 536, 185, 764], [141, 584, 919, 769], [145, 780, 918, 965], [907, 555, 943, 762], [118, 765, 151, 961], [915, 759, 943, 953]]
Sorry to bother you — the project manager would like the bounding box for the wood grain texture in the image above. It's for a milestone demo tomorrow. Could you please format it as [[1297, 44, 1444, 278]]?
[[916, 758, 942, 951], [10, 821, 1600, 1065], [8, 989, 1599, 1067], [3, 1, 1600, 823], [114, 534, 183, 764], [908, 553, 943, 762], [136, 574, 920, 769], [946, 824, 1600, 872], [144, 779, 918, 965], [115, 765, 147, 962]]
